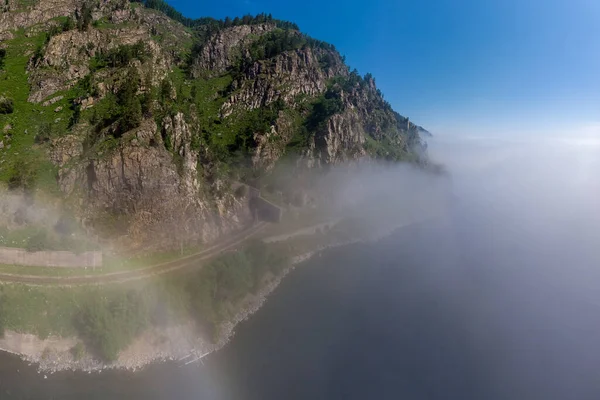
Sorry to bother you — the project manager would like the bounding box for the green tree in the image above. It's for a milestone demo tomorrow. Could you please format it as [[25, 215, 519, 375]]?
[[77, 2, 93, 31], [160, 78, 173, 102], [69, 104, 81, 128], [121, 97, 142, 132], [118, 68, 142, 132]]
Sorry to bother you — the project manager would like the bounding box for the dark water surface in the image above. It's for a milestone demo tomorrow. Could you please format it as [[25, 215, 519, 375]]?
[[2, 202, 600, 399]]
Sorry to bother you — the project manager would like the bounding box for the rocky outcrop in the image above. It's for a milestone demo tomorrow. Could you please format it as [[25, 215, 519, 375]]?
[[222, 47, 347, 116], [316, 110, 367, 165], [52, 120, 250, 250], [252, 113, 294, 170], [0, 0, 78, 39], [28, 25, 161, 103], [162, 112, 200, 197], [192, 24, 275, 78]]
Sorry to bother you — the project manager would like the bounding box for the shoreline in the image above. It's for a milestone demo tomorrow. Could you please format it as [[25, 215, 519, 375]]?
[[0, 218, 428, 374], [0, 238, 359, 374]]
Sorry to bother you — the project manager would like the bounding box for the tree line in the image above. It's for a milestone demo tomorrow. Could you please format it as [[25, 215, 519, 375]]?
[[133, 0, 298, 31]]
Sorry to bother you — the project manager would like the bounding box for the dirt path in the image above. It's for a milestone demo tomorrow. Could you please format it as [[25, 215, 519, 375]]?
[[0, 222, 267, 286]]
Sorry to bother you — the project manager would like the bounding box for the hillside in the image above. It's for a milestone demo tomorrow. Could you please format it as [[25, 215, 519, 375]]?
[[0, 0, 430, 251]]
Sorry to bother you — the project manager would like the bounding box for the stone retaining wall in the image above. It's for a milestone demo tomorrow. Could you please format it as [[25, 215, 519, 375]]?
[[0, 247, 103, 268]]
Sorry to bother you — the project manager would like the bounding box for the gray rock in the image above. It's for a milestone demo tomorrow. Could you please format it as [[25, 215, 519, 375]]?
[[192, 24, 276, 78], [42, 95, 64, 107]]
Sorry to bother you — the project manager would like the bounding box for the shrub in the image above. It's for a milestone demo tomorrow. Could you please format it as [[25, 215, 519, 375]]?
[[76, 291, 150, 361], [0, 48, 6, 70], [26, 231, 50, 252], [34, 122, 53, 144], [71, 342, 86, 360], [62, 17, 75, 32], [234, 185, 247, 199], [7, 160, 37, 191], [0, 96, 14, 114], [54, 215, 78, 236]]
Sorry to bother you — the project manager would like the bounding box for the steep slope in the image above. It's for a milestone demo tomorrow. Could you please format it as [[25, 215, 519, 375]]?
[[0, 0, 430, 250]]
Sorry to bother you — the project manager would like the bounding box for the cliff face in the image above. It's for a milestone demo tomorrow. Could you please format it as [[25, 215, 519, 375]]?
[[220, 46, 347, 116], [192, 24, 275, 77], [0, 0, 429, 250]]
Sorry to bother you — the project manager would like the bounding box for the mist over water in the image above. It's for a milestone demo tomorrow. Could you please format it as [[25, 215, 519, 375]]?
[[3, 134, 600, 399], [428, 134, 600, 399]]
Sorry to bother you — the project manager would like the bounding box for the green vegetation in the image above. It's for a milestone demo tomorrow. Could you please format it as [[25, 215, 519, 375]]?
[[71, 342, 85, 360], [76, 289, 150, 361], [80, 65, 145, 140], [287, 85, 344, 151], [117, 67, 143, 133], [0, 240, 289, 361], [135, 0, 298, 31], [242, 28, 335, 65], [46, 16, 75, 41], [75, 1, 93, 32], [208, 99, 285, 162], [89, 42, 150, 71], [0, 96, 14, 114], [0, 284, 88, 339], [0, 31, 72, 193], [25, 231, 49, 252], [181, 239, 287, 340], [0, 49, 6, 70], [0, 223, 97, 252], [7, 159, 37, 192]]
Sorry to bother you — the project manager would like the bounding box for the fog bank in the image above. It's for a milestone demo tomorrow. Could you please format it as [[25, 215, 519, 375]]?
[[416, 134, 600, 399]]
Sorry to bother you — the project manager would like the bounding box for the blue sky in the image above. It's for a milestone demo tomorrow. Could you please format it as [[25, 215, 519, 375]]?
[[166, 0, 600, 138]]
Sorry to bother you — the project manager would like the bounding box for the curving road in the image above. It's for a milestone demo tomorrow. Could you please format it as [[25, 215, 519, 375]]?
[[0, 222, 267, 286]]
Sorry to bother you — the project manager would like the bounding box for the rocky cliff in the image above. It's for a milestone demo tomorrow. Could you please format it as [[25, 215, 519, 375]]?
[[0, 0, 430, 250]]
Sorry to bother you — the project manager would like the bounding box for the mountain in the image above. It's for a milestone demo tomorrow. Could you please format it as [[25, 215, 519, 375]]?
[[0, 0, 430, 250]]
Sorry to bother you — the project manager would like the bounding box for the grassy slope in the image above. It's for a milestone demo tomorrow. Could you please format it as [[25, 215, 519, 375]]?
[[0, 28, 75, 194]]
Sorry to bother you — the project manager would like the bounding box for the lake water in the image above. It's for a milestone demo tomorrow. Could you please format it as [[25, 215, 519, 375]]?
[[2, 199, 600, 399]]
